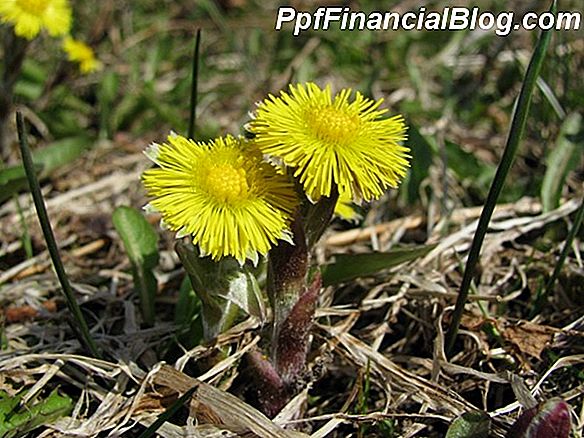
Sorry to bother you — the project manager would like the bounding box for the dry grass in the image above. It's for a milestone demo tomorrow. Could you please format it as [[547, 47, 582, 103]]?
[[1, 1, 583, 436], [0, 140, 582, 436]]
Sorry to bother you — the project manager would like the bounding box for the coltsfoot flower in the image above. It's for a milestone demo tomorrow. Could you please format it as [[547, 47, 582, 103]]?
[[250, 82, 410, 202], [62, 37, 102, 74], [142, 134, 297, 264], [0, 0, 72, 40]]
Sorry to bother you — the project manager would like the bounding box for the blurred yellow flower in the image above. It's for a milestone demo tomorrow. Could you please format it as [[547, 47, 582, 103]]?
[[142, 134, 297, 264], [0, 0, 71, 40], [250, 82, 410, 202], [62, 37, 102, 74]]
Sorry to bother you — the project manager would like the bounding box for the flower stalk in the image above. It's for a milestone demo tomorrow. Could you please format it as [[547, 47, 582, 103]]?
[[141, 82, 409, 417], [267, 215, 309, 351]]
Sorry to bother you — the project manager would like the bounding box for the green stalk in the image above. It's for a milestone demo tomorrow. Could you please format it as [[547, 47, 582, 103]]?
[[187, 29, 201, 140], [531, 197, 584, 317], [16, 112, 101, 359], [445, 1, 556, 355], [14, 194, 33, 259]]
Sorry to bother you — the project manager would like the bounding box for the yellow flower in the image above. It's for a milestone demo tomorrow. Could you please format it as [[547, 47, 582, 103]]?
[[62, 37, 102, 74], [334, 190, 362, 222], [0, 0, 71, 40], [250, 82, 410, 202], [142, 134, 297, 264]]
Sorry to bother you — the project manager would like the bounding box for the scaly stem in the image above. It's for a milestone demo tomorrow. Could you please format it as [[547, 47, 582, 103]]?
[[267, 215, 309, 362]]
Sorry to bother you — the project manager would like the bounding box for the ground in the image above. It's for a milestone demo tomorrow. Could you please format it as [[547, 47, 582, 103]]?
[[0, 1, 583, 437]]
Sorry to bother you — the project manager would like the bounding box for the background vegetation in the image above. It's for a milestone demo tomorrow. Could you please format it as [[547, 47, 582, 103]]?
[[0, 0, 582, 436]]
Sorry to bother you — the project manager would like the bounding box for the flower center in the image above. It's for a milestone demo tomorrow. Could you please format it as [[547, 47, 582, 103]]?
[[205, 164, 249, 203], [18, 0, 48, 15], [308, 107, 360, 145]]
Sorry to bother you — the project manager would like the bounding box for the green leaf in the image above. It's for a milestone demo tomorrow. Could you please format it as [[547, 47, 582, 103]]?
[[541, 113, 583, 212], [0, 389, 73, 438], [34, 136, 91, 175], [533, 196, 584, 316], [13, 59, 47, 101], [402, 124, 432, 204], [304, 186, 339, 248], [0, 136, 89, 204], [0, 166, 35, 204], [0, 165, 31, 186], [175, 275, 200, 327], [98, 70, 119, 138], [13, 81, 44, 101], [99, 70, 119, 105], [141, 84, 185, 133], [176, 241, 263, 340], [174, 275, 203, 349], [109, 89, 141, 132], [220, 268, 265, 322], [445, 411, 490, 438], [18, 58, 47, 84], [113, 206, 159, 267], [444, 140, 495, 191], [113, 206, 159, 326], [321, 244, 436, 286], [508, 398, 571, 438]]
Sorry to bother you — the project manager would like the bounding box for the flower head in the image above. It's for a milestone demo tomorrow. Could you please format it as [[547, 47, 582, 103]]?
[[62, 37, 102, 74], [0, 0, 71, 40], [250, 82, 410, 202], [142, 134, 297, 264]]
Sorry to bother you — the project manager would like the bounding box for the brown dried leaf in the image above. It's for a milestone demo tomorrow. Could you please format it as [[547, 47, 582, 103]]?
[[4, 299, 57, 323], [503, 321, 558, 359], [152, 365, 306, 438]]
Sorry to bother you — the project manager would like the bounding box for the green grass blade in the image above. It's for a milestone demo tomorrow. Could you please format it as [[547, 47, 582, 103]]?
[[445, 1, 557, 355], [137, 385, 198, 438], [541, 113, 583, 212], [187, 29, 201, 140], [531, 196, 584, 317], [16, 112, 101, 359]]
